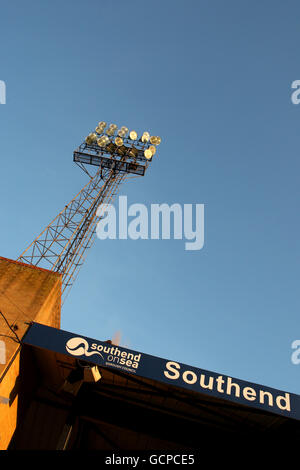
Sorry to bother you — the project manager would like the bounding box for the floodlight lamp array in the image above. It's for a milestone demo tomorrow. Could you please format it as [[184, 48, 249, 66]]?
[[84, 121, 161, 162]]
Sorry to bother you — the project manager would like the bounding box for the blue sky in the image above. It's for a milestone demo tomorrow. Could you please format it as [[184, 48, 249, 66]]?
[[1, 1, 300, 394]]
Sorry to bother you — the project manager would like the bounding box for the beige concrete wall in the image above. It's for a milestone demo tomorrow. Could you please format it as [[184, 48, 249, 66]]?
[[0, 257, 62, 449]]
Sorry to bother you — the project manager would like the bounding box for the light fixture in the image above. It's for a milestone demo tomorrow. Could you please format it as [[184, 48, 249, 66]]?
[[117, 129, 126, 137], [128, 146, 138, 158], [83, 365, 102, 383], [115, 137, 123, 146], [129, 130, 138, 140], [118, 126, 129, 138], [150, 136, 161, 145], [61, 367, 84, 396], [141, 132, 150, 143], [106, 127, 116, 136], [96, 122, 106, 133], [106, 124, 118, 136], [106, 142, 117, 154], [85, 122, 161, 164], [149, 145, 156, 155], [117, 145, 127, 156], [85, 133, 97, 145], [144, 149, 152, 160], [97, 135, 110, 147]]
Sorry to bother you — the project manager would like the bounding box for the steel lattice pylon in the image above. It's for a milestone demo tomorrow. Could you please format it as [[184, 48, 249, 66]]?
[[17, 124, 158, 302]]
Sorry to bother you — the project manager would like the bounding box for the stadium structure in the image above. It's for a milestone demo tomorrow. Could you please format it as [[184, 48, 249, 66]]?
[[0, 123, 299, 450]]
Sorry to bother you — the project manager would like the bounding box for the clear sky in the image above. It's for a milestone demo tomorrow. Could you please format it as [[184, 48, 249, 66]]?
[[1, 1, 299, 394]]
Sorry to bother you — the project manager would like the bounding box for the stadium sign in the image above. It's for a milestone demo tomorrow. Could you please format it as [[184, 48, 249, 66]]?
[[22, 323, 300, 421]]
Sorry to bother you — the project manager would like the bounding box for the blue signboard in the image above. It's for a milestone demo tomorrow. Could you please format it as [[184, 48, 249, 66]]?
[[22, 322, 300, 421]]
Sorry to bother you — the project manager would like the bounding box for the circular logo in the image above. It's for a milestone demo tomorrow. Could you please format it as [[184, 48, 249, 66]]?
[[66, 337, 89, 356], [65, 337, 104, 360]]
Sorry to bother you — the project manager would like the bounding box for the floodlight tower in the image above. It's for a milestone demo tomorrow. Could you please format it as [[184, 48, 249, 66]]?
[[17, 122, 161, 302]]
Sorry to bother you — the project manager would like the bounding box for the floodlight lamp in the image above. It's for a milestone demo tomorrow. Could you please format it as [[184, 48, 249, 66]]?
[[115, 137, 123, 146], [106, 142, 117, 154], [129, 130, 138, 140], [85, 133, 97, 145], [150, 136, 161, 146], [117, 145, 127, 155], [118, 126, 129, 137], [117, 129, 126, 137], [149, 145, 156, 155], [141, 132, 150, 143], [128, 146, 138, 158], [96, 122, 106, 133], [97, 135, 110, 147], [106, 128, 116, 136], [144, 149, 152, 160]]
